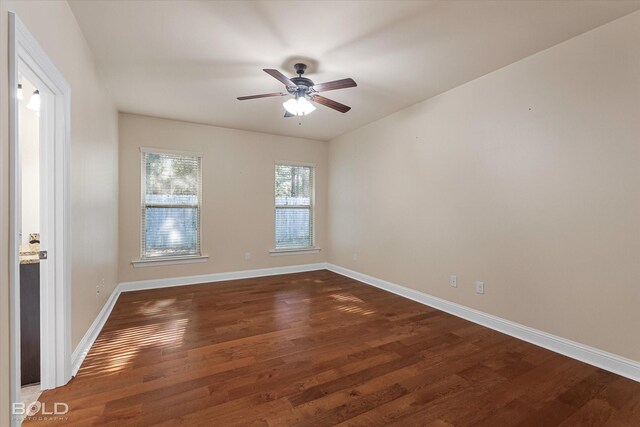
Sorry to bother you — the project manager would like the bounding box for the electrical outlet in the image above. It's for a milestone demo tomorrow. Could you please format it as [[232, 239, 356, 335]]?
[[353, 253, 358, 261], [244, 252, 251, 261], [476, 281, 485, 294], [449, 275, 457, 288]]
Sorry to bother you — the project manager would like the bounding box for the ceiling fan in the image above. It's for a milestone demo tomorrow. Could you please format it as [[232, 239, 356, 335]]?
[[237, 63, 357, 117]]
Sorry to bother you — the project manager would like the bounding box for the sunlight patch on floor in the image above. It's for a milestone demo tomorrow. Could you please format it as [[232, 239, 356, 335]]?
[[137, 298, 178, 315], [79, 318, 188, 376], [330, 293, 364, 303], [336, 305, 376, 316]]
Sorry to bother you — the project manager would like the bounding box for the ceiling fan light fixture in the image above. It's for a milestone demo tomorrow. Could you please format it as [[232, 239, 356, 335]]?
[[283, 96, 316, 116]]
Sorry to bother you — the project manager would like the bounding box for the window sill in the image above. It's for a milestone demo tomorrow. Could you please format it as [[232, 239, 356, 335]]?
[[131, 255, 209, 268], [269, 247, 321, 257]]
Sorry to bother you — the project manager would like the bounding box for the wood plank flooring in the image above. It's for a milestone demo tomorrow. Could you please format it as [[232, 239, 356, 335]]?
[[26, 270, 640, 426]]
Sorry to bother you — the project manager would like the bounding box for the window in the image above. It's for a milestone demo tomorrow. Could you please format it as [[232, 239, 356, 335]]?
[[275, 164, 314, 250], [141, 149, 202, 259]]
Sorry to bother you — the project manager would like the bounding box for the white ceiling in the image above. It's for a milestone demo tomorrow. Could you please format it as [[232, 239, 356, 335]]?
[[68, 0, 640, 141]]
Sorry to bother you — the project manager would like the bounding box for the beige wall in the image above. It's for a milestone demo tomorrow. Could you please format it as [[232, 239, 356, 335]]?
[[118, 114, 327, 283], [0, 2, 119, 423], [328, 11, 640, 361]]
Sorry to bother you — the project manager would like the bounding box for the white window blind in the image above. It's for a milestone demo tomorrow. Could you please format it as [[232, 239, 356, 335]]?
[[275, 164, 314, 249], [141, 150, 202, 259]]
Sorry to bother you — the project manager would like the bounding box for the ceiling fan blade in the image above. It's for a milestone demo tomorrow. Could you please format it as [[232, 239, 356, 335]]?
[[237, 92, 287, 100], [284, 111, 295, 118], [263, 69, 297, 88], [311, 95, 351, 113], [312, 78, 357, 93]]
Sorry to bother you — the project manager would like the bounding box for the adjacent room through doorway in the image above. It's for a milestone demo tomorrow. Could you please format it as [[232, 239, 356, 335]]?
[[17, 75, 43, 410]]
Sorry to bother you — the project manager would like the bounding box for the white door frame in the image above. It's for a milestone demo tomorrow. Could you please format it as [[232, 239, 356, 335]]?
[[8, 10, 72, 414]]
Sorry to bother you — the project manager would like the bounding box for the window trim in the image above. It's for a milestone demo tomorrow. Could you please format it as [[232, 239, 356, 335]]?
[[269, 247, 321, 257], [138, 147, 204, 261], [273, 161, 317, 251], [132, 255, 209, 268]]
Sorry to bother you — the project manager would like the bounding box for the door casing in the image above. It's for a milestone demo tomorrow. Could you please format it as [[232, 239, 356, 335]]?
[[8, 11, 72, 425]]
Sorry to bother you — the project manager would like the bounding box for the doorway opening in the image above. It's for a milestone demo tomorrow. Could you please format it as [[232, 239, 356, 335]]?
[[17, 75, 43, 409]]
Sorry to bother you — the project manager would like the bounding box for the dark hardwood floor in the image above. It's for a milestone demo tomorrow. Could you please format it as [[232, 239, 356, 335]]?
[[27, 270, 640, 426]]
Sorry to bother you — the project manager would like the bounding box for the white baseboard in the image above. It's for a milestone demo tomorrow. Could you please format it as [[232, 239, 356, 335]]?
[[71, 285, 122, 376], [118, 262, 329, 292], [71, 262, 328, 375], [326, 263, 640, 383], [72, 261, 639, 383]]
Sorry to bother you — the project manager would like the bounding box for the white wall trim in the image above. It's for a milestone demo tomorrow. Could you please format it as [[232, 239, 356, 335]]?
[[326, 263, 640, 383], [139, 146, 203, 157], [71, 285, 121, 376], [71, 261, 639, 383], [71, 262, 329, 375], [131, 255, 209, 268], [9, 13, 72, 422], [119, 262, 328, 292], [269, 247, 321, 257]]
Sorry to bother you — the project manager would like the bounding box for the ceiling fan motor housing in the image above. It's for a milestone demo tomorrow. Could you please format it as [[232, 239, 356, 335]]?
[[289, 77, 315, 95], [287, 63, 315, 96], [288, 63, 314, 95]]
